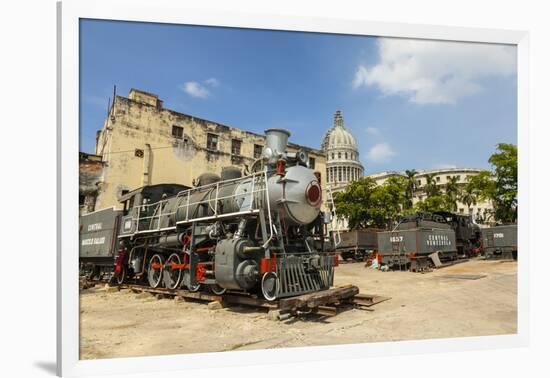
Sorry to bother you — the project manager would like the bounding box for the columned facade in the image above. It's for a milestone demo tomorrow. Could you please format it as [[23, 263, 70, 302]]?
[[321, 110, 364, 191], [321, 110, 364, 231]]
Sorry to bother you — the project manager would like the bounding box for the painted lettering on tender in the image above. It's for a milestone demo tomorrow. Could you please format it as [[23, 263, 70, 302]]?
[[81, 237, 106, 246], [426, 234, 451, 246], [87, 222, 103, 231]]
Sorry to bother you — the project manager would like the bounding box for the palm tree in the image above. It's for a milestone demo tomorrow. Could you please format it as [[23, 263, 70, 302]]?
[[460, 184, 478, 214], [424, 173, 440, 198], [444, 176, 460, 211], [404, 169, 417, 209]]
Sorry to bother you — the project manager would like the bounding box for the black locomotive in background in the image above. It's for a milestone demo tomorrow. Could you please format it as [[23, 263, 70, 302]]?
[[337, 211, 484, 269]]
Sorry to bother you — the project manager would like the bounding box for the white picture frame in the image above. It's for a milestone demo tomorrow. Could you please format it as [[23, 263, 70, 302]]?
[[58, 1, 529, 376]]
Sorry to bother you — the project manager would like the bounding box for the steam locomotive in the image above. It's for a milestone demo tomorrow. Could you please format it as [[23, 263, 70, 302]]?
[[80, 129, 338, 300]]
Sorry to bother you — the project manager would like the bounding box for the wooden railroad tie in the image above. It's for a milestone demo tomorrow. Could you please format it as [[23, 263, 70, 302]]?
[[109, 283, 389, 318]]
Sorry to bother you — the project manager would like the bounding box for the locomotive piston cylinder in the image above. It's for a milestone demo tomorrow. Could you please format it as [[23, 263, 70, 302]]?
[[214, 238, 260, 290]]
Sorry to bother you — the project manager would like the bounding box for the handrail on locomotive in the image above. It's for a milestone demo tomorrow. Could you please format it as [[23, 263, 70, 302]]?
[[128, 165, 341, 254], [132, 169, 268, 230]]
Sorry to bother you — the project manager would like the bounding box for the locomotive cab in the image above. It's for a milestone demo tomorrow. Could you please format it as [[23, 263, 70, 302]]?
[[118, 184, 190, 235]]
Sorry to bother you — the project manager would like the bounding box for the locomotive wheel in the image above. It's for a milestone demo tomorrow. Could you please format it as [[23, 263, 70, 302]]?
[[147, 254, 165, 288], [187, 280, 201, 292], [163, 253, 182, 290], [182, 270, 201, 292], [115, 265, 127, 285], [261, 272, 279, 301], [208, 284, 226, 295]]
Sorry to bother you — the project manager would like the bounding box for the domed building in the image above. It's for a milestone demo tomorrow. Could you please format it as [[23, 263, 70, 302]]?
[[321, 110, 364, 190]]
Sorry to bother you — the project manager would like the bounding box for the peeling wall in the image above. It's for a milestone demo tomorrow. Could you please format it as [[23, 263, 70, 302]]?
[[79, 153, 104, 214], [94, 91, 327, 210]]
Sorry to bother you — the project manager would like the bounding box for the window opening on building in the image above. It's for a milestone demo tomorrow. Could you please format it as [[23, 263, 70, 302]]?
[[207, 134, 218, 150], [172, 125, 183, 139], [231, 139, 242, 156]]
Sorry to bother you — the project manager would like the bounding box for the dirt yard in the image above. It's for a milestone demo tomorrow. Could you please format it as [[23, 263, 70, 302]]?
[[79, 258, 517, 359]]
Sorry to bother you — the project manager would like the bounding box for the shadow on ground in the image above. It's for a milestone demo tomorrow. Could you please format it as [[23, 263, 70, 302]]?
[[34, 361, 56, 375]]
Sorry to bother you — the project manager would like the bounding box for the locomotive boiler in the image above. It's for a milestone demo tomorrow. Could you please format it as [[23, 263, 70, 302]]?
[[80, 128, 338, 300]]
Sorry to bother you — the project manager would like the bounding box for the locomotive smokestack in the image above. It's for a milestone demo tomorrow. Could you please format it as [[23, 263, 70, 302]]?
[[265, 128, 290, 155], [263, 128, 290, 165]]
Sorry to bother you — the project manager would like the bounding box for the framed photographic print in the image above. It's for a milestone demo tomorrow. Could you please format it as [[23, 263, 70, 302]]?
[[58, 1, 528, 376]]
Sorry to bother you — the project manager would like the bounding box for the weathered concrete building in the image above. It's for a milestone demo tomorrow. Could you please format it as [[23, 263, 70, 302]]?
[[79, 152, 104, 214], [88, 89, 327, 211], [367, 168, 495, 223]]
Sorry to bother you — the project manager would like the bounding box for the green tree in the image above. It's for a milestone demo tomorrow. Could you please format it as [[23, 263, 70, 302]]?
[[460, 183, 478, 214], [466, 143, 517, 223], [333, 176, 407, 229], [444, 175, 461, 211], [490, 143, 518, 223], [404, 169, 418, 209], [333, 178, 379, 229], [414, 195, 452, 213], [424, 173, 441, 198], [466, 170, 497, 223], [378, 176, 408, 225]]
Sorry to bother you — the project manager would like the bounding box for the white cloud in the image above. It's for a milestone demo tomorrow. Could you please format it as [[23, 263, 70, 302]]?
[[367, 143, 395, 162], [204, 78, 220, 87], [180, 78, 221, 99], [181, 81, 210, 98], [353, 38, 516, 104], [365, 127, 379, 135]]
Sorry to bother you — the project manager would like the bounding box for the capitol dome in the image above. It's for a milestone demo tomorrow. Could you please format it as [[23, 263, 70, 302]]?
[[321, 110, 364, 187], [322, 117, 358, 150]]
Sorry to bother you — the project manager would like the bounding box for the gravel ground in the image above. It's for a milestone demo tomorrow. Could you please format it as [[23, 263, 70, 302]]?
[[79, 258, 517, 359]]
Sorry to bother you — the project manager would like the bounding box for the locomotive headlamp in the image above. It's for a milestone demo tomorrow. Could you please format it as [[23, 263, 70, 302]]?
[[305, 181, 322, 206]]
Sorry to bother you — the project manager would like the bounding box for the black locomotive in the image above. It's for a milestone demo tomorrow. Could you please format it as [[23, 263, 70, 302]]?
[[80, 129, 338, 300]]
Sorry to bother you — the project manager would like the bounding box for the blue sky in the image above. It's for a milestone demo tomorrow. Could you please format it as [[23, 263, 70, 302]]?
[[80, 19, 517, 174]]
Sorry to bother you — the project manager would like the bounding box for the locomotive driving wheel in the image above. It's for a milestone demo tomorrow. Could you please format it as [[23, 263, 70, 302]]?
[[181, 270, 201, 292], [147, 254, 165, 288], [208, 284, 226, 295], [163, 253, 182, 290], [261, 272, 279, 301], [115, 265, 126, 285]]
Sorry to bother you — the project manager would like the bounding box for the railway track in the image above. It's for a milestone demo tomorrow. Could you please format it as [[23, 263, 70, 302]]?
[[80, 278, 390, 319]]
